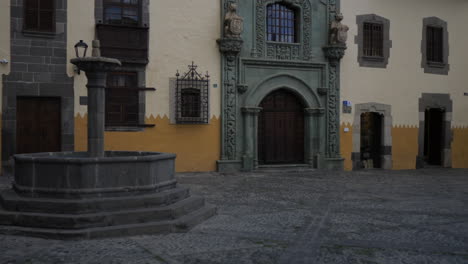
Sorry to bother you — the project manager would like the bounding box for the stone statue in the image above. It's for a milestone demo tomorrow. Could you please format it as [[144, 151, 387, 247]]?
[[329, 13, 349, 45], [224, 3, 244, 38]]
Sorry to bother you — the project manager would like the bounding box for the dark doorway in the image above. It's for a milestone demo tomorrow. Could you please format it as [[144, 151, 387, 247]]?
[[424, 108, 444, 165], [16, 97, 61, 154], [258, 89, 304, 164], [360, 112, 383, 169]]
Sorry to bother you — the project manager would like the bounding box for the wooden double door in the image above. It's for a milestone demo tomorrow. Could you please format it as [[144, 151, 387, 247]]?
[[258, 89, 305, 164], [16, 97, 61, 154]]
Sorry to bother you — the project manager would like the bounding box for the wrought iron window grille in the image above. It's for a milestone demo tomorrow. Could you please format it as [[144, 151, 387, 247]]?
[[363, 22, 384, 58], [175, 62, 210, 124], [426, 26, 443, 63]]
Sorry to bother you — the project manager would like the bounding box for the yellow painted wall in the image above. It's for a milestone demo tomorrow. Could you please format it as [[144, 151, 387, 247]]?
[[75, 115, 221, 172], [392, 126, 419, 170], [452, 127, 468, 168], [340, 123, 353, 171]]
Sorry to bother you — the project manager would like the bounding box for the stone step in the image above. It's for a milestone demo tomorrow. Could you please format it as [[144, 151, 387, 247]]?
[[0, 196, 206, 230], [0, 204, 217, 240], [255, 164, 315, 174], [0, 186, 190, 214]]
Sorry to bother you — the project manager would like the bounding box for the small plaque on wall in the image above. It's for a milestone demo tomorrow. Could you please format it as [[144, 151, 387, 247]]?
[[343, 100, 352, 114]]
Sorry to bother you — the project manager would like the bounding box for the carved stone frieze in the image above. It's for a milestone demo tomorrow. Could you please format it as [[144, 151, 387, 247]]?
[[266, 43, 300, 60], [255, 0, 312, 61]]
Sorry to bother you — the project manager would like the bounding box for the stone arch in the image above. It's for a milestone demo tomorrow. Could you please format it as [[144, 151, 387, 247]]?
[[352, 102, 393, 170], [244, 74, 322, 109], [241, 74, 324, 170]]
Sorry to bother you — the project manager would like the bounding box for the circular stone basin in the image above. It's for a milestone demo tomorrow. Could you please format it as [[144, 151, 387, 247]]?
[[13, 151, 176, 198]]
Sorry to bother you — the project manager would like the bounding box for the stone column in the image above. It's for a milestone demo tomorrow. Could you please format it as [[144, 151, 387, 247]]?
[[323, 45, 346, 169], [217, 38, 243, 167], [241, 107, 262, 171], [85, 71, 107, 157], [305, 108, 325, 167]]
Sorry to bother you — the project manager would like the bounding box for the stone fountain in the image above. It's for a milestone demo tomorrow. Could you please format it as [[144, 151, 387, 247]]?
[[0, 40, 215, 239]]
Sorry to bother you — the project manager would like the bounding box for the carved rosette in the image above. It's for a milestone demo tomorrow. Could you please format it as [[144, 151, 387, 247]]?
[[217, 38, 244, 160]]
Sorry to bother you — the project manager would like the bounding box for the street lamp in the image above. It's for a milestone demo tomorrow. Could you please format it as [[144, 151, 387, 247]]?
[[74, 40, 88, 58]]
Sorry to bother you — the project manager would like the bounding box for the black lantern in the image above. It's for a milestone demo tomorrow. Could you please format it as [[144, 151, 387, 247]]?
[[74, 40, 88, 58]]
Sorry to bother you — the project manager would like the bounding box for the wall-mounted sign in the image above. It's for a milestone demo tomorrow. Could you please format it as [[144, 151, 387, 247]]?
[[343, 100, 352, 114]]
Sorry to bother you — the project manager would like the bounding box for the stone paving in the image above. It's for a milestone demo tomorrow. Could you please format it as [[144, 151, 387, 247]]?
[[1, 169, 468, 264]]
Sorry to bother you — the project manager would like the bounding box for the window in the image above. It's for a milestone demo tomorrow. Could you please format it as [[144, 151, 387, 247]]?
[[356, 14, 392, 68], [103, 0, 140, 26], [106, 72, 139, 127], [174, 63, 210, 124], [24, 0, 55, 32], [421, 17, 449, 75], [363, 23, 383, 58], [426, 26, 443, 63], [267, 3, 297, 43]]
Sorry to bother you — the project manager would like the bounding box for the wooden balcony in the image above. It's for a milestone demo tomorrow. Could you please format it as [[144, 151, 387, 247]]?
[[96, 24, 149, 64]]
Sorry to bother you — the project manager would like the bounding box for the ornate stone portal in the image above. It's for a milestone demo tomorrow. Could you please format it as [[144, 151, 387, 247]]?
[[0, 41, 215, 239], [217, 0, 347, 172]]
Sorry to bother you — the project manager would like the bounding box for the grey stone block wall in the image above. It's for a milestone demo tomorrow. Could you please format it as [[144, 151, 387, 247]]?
[[2, 0, 74, 166]]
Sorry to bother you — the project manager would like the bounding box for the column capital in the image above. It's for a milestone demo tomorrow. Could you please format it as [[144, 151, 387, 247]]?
[[242, 107, 262, 115], [305, 108, 325, 116]]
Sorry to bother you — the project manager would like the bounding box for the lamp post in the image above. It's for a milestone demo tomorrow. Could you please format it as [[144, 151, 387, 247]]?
[[74, 40, 88, 58]]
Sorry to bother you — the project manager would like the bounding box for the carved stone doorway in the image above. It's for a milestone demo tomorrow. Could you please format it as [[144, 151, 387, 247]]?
[[258, 89, 305, 165], [352, 103, 393, 170]]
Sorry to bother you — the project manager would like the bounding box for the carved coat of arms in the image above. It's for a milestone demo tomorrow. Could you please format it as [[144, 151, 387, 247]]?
[[229, 17, 244, 36]]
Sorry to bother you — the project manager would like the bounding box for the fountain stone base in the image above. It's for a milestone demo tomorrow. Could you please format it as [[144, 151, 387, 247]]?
[[0, 151, 216, 239]]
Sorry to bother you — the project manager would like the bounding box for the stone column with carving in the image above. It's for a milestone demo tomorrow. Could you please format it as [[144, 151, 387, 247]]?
[[216, 1, 244, 171], [217, 39, 243, 162], [322, 9, 348, 169]]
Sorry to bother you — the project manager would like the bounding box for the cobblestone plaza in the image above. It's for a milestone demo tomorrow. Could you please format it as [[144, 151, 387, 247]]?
[[1, 169, 467, 263]]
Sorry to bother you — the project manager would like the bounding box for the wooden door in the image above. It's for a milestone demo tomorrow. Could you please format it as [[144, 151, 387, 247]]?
[[424, 108, 444, 165], [258, 89, 304, 164], [360, 112, 383, 169], [16, 97, 61, 154]]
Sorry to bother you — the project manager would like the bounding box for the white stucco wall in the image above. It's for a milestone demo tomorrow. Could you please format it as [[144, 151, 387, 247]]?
[[67, 0, 222, 118], [340, 0, 468, 127], [67, 0, 96, 115], [0, 0, 11, 112], [147, 0, 221, 118]]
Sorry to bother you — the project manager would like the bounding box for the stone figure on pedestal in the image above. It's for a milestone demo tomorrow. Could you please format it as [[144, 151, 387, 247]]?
[[224, 3, 244, 38], [329, 13, 349, 45]]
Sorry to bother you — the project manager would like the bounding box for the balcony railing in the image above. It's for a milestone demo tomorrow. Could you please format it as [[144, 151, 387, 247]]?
[[96, 24, 149, 64]]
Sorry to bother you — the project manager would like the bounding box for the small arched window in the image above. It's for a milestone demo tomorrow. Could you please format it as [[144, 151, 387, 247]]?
[[267, 3, 298, 43]]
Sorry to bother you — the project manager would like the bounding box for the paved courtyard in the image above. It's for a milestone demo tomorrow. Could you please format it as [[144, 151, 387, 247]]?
[[1, 169, 468, 264]]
